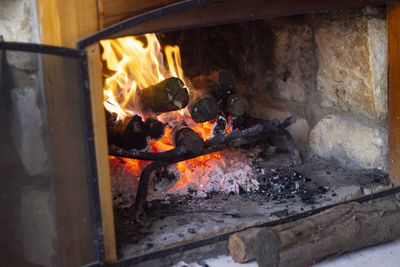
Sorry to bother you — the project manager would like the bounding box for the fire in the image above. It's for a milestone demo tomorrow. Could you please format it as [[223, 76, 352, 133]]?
[[101, 34, 222, 192]]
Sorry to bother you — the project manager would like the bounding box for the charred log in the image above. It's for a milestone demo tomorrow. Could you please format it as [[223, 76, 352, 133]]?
[[224, 94, 249, 116], [120, 115, 150, 150], [208, 69, 236, 99], [229, 115, 244, 130], [144, 118, 165, 140], [191, 69, 235, 101], [137, 77, 189, 114], [188, 90, 219, 123], [211, 114, 228, 137], [172, 126, 205, 154]]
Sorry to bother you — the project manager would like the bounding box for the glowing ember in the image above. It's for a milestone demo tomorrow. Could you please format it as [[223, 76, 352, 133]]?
[[101, 34, 222, 192]]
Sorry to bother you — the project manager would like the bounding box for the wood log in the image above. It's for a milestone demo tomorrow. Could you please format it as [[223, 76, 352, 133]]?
[[229, 115, 244, 130], [191, 69, 235, 101], [208, 69, 236, 98], [211, 114, 228, 137], [144, 118, 165, 140], [105, 110, 131, 146], [188, 90, 219, 123], [228, 200, 400, 267], [224, 94, 249, 116], [172, 126, 205, 154], [137, 77, 189, 114], [120, 115, 150, 150], [106, 111, 150, 150]]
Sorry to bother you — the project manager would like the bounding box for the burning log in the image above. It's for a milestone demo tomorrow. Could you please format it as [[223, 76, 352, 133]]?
[[188, 90, 219, 123], [172, 126, 205, 154], [228, 200, 400, 267], [229, 115, 245, 130], [120, 115, 150, 150], [224, 94, 249, 116], [137, 77, 189, 114], [144, 118, 165, 140], [211, 114, 228, 137]]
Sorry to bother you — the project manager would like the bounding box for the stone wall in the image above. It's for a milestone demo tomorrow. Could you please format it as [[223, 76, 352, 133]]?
[[165, 6, 388, 172]]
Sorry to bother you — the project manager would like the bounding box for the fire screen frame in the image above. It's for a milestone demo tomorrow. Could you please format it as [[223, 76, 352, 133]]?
[[0, 41, 105, 266]]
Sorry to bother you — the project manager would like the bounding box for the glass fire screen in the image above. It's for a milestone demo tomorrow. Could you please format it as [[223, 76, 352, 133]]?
[[0, 43, 101, 267]]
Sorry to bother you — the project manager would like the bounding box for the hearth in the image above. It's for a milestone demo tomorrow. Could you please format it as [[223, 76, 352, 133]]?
[[2, 0, 400, 266]]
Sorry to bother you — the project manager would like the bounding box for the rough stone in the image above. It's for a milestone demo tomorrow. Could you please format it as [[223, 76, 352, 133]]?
[[314, 13, 387, 120], [0, 0, 40, 70], [309, 115, 388, 171], [254, 17, 316, 103], [250, 96, 310, 153]]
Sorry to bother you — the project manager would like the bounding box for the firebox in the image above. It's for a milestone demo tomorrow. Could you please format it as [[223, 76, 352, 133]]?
[[2, 0, 400, 266]]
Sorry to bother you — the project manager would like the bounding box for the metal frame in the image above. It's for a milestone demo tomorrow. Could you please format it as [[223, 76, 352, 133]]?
[[0, 41, 105, 265], [77, 0, 218, 49]]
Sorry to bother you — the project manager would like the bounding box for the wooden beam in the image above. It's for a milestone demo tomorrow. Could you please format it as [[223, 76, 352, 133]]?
[[98, 0, 180, 29], [388, 1, 400, 187], [86, 43, 117, 262], [36, 0, 117, 262], [37, 0, 99, 48], [97, 0, 386, 34]]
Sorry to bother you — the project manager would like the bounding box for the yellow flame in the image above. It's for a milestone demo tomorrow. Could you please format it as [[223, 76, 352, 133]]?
[[102, 33, 222, 192], [100, 34, 187, 121]]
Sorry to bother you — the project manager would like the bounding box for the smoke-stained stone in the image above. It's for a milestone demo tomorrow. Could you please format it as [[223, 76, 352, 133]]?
[[314, 12, 387, 120], [309, 115, 387, 171], [254, 17, 316, 103], [163, 22, 255, 83]]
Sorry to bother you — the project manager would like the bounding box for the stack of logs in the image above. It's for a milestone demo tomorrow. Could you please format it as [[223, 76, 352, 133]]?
[[106, 70, 250, 153]]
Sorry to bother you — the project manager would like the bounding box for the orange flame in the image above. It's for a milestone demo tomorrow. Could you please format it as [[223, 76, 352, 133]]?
[[101, 34, 222, 192]]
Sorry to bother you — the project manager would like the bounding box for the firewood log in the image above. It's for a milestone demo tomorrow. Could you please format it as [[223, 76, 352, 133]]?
[[191, 69, 235, 101], [208, 69, 236, 99], [137, 77, 189, 114], [211, 114, 228, 137], [120, 115, 150, 150], [228, 200, 400, 267], [106, 111, 151, 150], [144, 118, 165, 140], [224, 94, 249, 116], [172, 126, 205, 154], [188, 89, 219, 123]]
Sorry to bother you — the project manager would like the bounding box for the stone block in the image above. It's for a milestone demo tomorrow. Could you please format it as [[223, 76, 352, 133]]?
[[309, 115, 387, 171], [0, 0, 40, 70], [254, 17, 316, 103], [314, 13, 387, 120]]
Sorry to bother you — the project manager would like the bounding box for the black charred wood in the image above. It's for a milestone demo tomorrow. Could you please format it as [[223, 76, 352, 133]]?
[[211, 114, 228, 137], [145, 118, 165, 140], [173, 126, 205, 154], [121, 115, 150, 150]]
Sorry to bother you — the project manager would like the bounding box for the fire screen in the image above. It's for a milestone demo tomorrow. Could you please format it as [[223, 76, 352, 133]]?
[[0, 42, 103, 266]]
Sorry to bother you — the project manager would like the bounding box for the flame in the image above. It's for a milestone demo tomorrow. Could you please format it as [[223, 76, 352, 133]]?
[[102, 34, 223, 192], [100, 34, 189, 121]]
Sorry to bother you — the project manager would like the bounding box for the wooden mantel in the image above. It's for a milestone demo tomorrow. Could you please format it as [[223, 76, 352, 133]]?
[[36, 0, 400, 263]]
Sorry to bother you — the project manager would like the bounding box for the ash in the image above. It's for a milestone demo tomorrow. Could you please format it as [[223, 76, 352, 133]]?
[[110, 143, 339, 209]]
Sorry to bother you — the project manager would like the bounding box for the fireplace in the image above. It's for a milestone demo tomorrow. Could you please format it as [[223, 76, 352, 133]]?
[[2, 0, 400, 266]]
